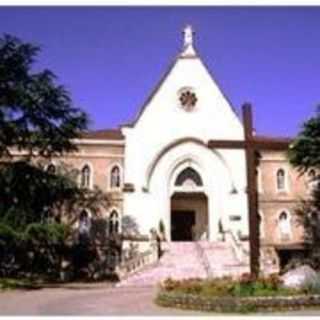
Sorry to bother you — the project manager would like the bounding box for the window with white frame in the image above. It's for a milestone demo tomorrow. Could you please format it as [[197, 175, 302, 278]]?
[[109, 210, 119, 235], [110, 165, 121, 189], [80, 165, 91, 189], [276, 169, 286, 192], [278, 210, 291, 241]]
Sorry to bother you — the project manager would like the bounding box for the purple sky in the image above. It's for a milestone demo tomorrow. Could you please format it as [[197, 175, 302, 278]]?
[[0, 7, 319, 137]]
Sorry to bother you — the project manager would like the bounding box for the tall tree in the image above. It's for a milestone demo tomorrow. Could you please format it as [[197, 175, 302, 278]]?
[[0, 161, 110, 230], [0, 34, 88, 159], [288, 105, 320, 173], [0, 34, 99, 228], [289, 106, 320, 261]]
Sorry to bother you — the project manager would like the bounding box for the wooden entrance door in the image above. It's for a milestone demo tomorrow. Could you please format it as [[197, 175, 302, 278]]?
[[171, 210, 195, 241]]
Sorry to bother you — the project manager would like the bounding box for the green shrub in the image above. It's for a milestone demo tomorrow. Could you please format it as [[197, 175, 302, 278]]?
[[0, 278, 40, 290], [161, 274, 301, 298], [24, 222, 69, 244], [161, 278, 199, 293], [0, 222, 21, 244]]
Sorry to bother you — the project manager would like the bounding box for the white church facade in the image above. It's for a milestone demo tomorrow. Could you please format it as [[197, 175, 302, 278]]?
[[122, 26, 249, 242], [37, 26, 310, 273]]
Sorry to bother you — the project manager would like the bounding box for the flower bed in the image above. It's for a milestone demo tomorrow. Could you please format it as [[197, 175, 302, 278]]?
[[156, 291, 320, 313], [155, 275, 320, 313]]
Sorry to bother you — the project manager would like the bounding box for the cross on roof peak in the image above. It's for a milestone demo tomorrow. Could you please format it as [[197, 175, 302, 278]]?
[[181, 25, 196, 57], [183, 25, 194, 47]]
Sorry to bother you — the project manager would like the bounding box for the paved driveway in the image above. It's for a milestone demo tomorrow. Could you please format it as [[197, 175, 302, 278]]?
[[0, 284, 205, 316], [1, 284, 320, 316]]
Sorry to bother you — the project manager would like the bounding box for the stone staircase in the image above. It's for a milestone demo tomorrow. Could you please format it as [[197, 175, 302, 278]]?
[[117, 241, 249, 287], [197, 241, 249, 278]]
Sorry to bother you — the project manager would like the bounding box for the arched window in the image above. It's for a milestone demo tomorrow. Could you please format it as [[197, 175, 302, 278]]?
[[79, 209, 91, 236], [276, 169, 286, 192], [109, 210, 119, 235], [278, 210, 291, 240], [81, 165, 91, 188], [175, 167, 203, 187], [110, 166, 121, 189]]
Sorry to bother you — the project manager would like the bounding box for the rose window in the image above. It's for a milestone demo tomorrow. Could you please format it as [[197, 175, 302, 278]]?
[[178, 88, 197, 111]]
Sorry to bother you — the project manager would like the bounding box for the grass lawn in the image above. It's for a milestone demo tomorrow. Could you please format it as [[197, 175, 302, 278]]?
[[0, 278, 42, 291]]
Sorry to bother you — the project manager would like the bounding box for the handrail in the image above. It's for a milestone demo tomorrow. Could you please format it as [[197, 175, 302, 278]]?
[[116, 240, 158, 280], [224, 230, 249, 264], [194, 241, 213, 278]]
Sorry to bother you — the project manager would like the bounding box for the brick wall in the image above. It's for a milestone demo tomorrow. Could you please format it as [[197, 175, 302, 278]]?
[[258, 150, 306, 246]]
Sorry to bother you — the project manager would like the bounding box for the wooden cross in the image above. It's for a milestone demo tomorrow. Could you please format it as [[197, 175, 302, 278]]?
[[208, 103, 290, 277]]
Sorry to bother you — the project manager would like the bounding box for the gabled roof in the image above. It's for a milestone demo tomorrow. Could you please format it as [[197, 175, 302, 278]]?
[[253, 135, 292, 151], [122, 56, 179, 128], [122, 26, 241, 128], [79, 129, 124, 140], [78, 128, 292, 148], [122, 48, 241, 128], [254, 135, 292, 145]]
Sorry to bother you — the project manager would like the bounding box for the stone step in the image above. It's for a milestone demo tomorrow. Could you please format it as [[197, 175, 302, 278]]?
[[117, 241, 249, 287]]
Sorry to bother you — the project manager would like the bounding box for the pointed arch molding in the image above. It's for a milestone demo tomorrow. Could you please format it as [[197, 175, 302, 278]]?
[[144, 137, 235, 191]]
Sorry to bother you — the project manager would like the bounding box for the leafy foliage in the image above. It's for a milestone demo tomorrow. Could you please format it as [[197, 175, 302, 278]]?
[[0, 34, 120, 283], [0, 161, 110, 230], [23, 222, 70, 244], [0, 34, 89, 159], [161, 274, 300, 298], [0, 220, 121, 281], [288, 106, 320, 172], [288, 106, 320, 268], [0, 278, 40, 290], [0, 221, 67, 279]]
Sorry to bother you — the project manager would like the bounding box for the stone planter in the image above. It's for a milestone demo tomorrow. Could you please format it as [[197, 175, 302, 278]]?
[[156, 291, 320, 313]]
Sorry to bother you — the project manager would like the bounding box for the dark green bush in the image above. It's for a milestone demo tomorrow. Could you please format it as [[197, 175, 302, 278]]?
[[0, 220, 121, 282], [24, 222, 70, 245], [0, 222, 21, 244]]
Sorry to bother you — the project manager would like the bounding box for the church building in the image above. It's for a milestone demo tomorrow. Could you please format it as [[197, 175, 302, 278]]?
[[46, 26, 310, 274]]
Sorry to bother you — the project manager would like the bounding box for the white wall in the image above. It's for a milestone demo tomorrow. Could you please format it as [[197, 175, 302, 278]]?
[[122, 51, 249, 240]]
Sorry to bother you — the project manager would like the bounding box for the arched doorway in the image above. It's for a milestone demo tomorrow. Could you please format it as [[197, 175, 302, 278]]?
[[170, 167, 208, 241], [171, 192, 208, 241]]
